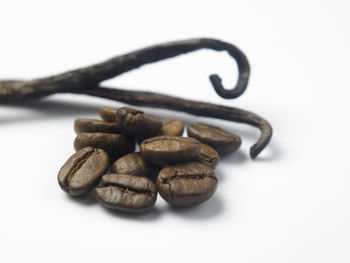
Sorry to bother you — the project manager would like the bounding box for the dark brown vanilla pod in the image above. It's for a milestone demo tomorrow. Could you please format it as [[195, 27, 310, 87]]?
[[0, 38, 250, 102], [0, 38, 272, 158], [82, 87, 272, 158]]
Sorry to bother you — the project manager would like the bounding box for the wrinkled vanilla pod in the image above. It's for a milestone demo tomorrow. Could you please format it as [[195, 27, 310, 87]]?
[[0, 38, 272, 158]]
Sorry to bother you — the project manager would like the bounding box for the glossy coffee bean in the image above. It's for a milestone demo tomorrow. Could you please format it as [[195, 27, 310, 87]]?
[[187, 123, 241, 155], [58, 147, 109, 196], [140, 135, 201, 166], [111, 152, 159, 182], [99, 107, 117, 122], [116, 107, 162, 138], [161, 119, 184, 136], [74, 118, 120, 134], [94, 173, 157, 213], [197, 143, 219, 169], [74, 132, 135, 161], [157, 162, 218, 206]]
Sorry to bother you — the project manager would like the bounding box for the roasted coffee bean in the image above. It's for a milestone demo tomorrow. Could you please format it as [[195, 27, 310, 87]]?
[[58, 147, 109, 196], [187, 123, 241, 155], [133, 119, 183, 144], [140, 135, 200, 166], [74, 132, 135, 161], [116, 107, 162, 138], [74, 118, 120, 134], [111, 152, 159, 182], [198, 143, 219, 169], [157, 162, 218, 206], [161, 119, 184, 136], [99, 107, 117, 122], [94, 173, 157, 213]]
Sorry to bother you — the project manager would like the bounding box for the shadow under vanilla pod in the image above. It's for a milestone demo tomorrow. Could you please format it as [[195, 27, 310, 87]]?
[[0, 38, 272, 158]]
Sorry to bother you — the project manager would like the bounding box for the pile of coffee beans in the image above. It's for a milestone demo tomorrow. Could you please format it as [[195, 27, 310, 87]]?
[[58, 106, 241, 213]]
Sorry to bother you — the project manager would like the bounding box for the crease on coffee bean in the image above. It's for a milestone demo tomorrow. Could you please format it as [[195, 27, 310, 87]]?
[[199, 153, 217, 164], [161, 170, 216, 184], [119, 111, 129, 130], [144, 137, 198, 145], [64, 149, 97, 191], [100, 182, 155, 198], [168, 181, 175, 201]]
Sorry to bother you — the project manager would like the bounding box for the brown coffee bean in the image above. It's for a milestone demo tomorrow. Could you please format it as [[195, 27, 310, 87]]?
[[58, 147, 109, 196], [94, 173, 157, 213], [198, 143, 219, 169], [74, 132, 135, 161], [99, 107, 117, 122], [157, 162, 218, 206], [161, 119, 184, 136], [116, 107, 162, 138], [187, 123, 241, 155], [140, 135, 201, 166], [74, 118, 120, 134], [111, 152, 160, 182]]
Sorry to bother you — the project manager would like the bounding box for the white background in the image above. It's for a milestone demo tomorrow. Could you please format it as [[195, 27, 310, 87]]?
[[0, 1, 349, 262]]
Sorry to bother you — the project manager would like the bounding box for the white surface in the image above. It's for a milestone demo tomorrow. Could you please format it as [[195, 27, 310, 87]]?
[[1, 1, 349, 262]]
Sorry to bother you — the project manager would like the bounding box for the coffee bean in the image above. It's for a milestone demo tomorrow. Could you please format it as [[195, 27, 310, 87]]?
[[74, 132, 135, 161], [187, 123, 241, 155], [116, 107, 162, 138], [58, 147, 109, 196], [161, 119, 184, 136], [111, 152, 159, 182], [74, 118, 120, 134], [157, 162, 218, 206], [94, 173, 157, 213], [198, 143, 219, 169], [140, 135, 201, 166], [99, 107, 117, 122]]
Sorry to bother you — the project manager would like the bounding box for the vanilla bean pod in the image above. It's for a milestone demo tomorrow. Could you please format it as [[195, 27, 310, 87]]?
[[0, 38, 272, 158], [0, 38, 249, 103], [78, 86, 272, 159]]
